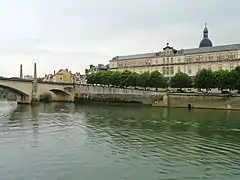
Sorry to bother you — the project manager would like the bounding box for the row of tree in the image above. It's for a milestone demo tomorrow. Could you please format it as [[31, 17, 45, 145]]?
[[86, 67, 240, 91]]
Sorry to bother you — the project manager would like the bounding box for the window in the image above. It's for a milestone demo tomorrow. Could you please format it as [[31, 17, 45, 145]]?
[[155, 60, 158, 64], [217, 54, 220, 60], [218, 63, 222, 70], [190, 57, 193, 62], [171, 57, 173, 64], [200, 56, 203, 61], [178, 65, 181, 72], [166, 67, 170, 75], [220, 53, 224, 60], [198, 65, 201, 71], [178, 58, 181, 63], [188, 66, 192, 74], [228, 53, 233, 60], [232, 53, 236, 59], [196, 56, 200, 62], [162, 67, 165, 74], [163, 58, 165, 64], [167, 58, 169, 64], [205, 55, 208, 61], [170, 66, 174, 74], [208, 64, 211, 70], [230, 62, 234, 69], [209, 55, 213, 61]]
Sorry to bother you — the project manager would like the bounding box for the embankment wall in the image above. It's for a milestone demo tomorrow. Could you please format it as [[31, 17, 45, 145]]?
[[75, 85, 164, 105], [75, 85, 240, 110], [154, 93, 240, 110]]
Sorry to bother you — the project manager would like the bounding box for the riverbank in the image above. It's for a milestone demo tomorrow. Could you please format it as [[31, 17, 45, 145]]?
[[75, 92, 240, 111], [153, 93, 240, 110]]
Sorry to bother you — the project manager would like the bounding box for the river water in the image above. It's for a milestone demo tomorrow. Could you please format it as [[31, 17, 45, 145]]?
[[0, 101, 240, 180]]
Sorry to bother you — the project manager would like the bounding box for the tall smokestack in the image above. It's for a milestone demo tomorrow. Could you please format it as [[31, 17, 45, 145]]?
[[20, 64, 23, 78], [34, 63, 37, 80], [32, 63, 38, 95]]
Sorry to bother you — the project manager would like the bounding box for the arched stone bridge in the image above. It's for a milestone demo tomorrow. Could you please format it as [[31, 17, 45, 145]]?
[[0, 77, 75, 104]]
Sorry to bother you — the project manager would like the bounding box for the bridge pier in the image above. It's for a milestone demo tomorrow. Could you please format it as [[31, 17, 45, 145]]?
[[16, 95, 40, 105], [52, 94, 75, 103]]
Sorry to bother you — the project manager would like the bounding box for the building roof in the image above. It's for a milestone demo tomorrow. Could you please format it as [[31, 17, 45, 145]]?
[[184, 43, 240, 54], [112, 52, 156, 61], [199, 38, 213, 48], [111, 43, 240, 61], [110, 24, 240, 62]]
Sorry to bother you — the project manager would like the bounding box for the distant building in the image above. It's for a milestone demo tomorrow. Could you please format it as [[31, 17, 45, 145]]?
[[42, 69, 87, 84], [23, 75, 33, 80], [72, 72, 87, 84], [43, 69, 73, 83], [85, 64, 109, 74], [109, 24, 240, 78]]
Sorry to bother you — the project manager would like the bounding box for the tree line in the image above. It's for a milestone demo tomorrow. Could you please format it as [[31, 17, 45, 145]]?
[[86, 67, 240, 92]]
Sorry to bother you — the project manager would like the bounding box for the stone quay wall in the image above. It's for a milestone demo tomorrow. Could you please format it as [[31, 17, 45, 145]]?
[[74, 85, 164, 105], [74, 85, 240, 110], [153, 93, 240, 110]]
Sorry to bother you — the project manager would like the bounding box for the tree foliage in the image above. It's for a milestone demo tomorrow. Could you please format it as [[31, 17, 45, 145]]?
[[86, 70, 167, 90], [213, 70, 230, 90], [87, 67, 240, 92], [194, 69, 215, 92], [170, 72, 192, 89]]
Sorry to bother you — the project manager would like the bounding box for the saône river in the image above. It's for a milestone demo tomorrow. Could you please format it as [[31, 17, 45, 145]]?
[[0, 101, 240, 180]]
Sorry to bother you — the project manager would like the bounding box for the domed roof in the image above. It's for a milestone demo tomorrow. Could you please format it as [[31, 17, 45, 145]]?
[[199, 23, 213, 48], [199, 38, 213, 48]]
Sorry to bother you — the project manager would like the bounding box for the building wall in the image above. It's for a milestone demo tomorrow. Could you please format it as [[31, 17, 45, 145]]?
[[43, 69, 73, 83], [109, 48, 240, 77], [153, 93, 240, 110], [55, 69, 72, 82], [75, 85, 164, 105]]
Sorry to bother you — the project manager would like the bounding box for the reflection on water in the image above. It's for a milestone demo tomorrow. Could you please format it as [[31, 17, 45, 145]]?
[[0, 102, 240, 180]]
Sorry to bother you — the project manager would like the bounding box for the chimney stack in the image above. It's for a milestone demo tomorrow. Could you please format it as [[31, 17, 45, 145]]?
[[20, 64, 23, 78], [34, 63, 37, 80]]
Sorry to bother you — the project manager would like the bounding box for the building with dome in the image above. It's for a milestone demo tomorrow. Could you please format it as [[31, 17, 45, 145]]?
[[109, 24, 240, 77]]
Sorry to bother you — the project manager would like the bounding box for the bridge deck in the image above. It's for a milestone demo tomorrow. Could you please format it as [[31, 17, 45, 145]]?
[[0, 77, 74, 85]]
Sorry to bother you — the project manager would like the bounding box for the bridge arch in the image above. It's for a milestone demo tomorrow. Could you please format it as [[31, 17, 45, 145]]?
[[49, 89, 70, 95], [0, 84, 29, 97]]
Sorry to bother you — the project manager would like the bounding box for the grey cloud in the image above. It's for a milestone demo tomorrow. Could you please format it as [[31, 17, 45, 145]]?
[[0, 0, 240, 77]]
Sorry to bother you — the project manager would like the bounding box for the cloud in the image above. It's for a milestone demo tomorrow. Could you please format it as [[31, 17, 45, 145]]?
[[0, 0, 239, 77]]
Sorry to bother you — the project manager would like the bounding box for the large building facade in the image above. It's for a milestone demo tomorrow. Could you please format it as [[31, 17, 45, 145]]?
[[109, 24, 240, 77]]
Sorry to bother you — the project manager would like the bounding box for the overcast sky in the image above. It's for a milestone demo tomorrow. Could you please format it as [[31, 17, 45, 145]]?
[[0, 0, 239, 77]]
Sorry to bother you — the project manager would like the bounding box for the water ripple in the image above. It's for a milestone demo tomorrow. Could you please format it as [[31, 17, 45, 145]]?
[[1, 103, 240, 180]]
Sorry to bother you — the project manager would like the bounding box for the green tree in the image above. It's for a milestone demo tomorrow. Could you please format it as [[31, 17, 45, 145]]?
[[231, 66, 240, 91], [125, 72, 139, 88], [94, 71, 104, 85], [149, 71, 167, 91], [194, 69, 214, 92], [86, 73, 96, 85], [120, 70, 132, 87], [213, 70, 230, 90], [138, 71, 150, 90], [110, 71, 122, 87], [228, 69, 237, 91], [170, 72, 192, 89], [101, 71, 113, 86]]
